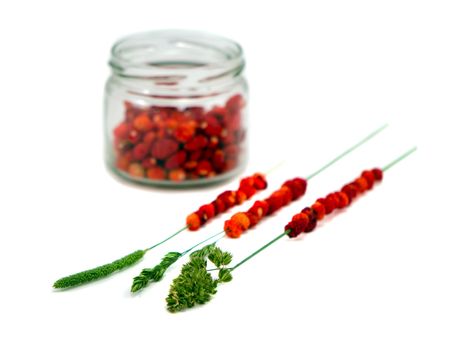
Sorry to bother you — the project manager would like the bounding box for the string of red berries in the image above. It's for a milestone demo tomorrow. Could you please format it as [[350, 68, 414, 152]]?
[[186, 173, 268, 231], [220, 124, 388, 239], [285, 168, 383, 238], [224, 178, 307, 238]]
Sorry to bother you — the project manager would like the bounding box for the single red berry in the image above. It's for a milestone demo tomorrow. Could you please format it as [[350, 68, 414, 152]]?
[[113, 122, 130, 139], [236, 190, 248, 204], [225, 94, 245, 114], [198, 204, 215, 220], [116, 153, 131, 171], [282, 178, 308, 200], [133, 143, 149, 161], [143, 131, 157, 148], [317, 197, 334, 214], [301, 207, 317, 233], [286, 213, 309, 238], [212, 150, 225, 171], [249, 200, 269, 218], [196, 160, 213, 177], [230, 212, 251, 231], [361, 170, 375, 189], [208, 106, 227, 120], [133, 113, 153, 132], [341, 184, 358, 201], [174, 120, 197, 143], [186, 213, 201, 231], [252, 173, 268, 190], [202, 115, 222, 137], [239, 184, 257, 198], [184, 135, 208, 151], [165, 150, 187, 169], [372, 168, 383, 181], [266, 194, 285, 214], [224, 219, 244, 238], [217, 190, 236, 209], [151, 138, 179, 160], [142, 157, 157, 169], [246, 211, 260, 227], [279, 186, 294, 204], [169, 169, 186, 182], [212, 198, 226, 214], [337, 192, 350, 208], [127, 129, 141, 143], [224, 112, 242, 131], [312, 201, 326, 220], [128, 163, 144, 178], [326, 193, 340, 210], [240, 176, 255, 188], [354, 177, 369, 193], [146, 166, 165, 180]]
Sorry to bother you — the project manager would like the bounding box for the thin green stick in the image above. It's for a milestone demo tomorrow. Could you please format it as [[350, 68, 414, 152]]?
[[382, 146, 417, 172], [306, 124, 388, 180]]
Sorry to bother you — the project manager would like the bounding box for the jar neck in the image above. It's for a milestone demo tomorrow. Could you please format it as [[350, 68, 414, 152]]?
[[109, 30, 245, 96]]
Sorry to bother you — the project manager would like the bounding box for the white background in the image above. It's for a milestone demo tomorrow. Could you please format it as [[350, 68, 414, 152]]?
[[1, 1, 460, 349]]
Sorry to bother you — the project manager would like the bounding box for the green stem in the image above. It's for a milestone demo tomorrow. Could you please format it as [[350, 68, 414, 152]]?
[[306, 124, 388, 180], [382, 147, 417, 172], [182, 231, 225, 256], [54, 249, 145, 289], [231, 230, 291, 271], [146, 225, 188, 251]]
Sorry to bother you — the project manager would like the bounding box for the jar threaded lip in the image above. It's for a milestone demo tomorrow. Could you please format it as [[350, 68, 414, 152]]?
[[109, 30, 244, 86]]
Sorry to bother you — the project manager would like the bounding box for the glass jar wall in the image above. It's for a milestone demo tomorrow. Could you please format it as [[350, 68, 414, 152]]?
[[104, 30, 248, 187]]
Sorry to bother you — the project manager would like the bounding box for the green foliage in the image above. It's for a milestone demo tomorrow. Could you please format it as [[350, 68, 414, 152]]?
[[53, 250, 145, 289], [189, 243, 216, 259], [131, 252, 182, 293], [218, 268, 233, 283], [166, 244, 233, 313]]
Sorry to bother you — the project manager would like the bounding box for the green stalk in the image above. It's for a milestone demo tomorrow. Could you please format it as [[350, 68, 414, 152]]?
[[53, 250, 145, 289]]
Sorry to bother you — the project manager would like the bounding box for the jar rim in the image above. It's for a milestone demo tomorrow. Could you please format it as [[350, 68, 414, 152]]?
[[109, 30, 244, 84]]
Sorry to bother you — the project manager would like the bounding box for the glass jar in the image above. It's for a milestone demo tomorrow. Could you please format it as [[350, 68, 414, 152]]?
[[104, 30, 248, 187]]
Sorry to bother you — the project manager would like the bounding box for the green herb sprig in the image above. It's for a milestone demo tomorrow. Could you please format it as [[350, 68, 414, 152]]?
[[131, 231, 225, 293], [131, 252, 182, 293], [53, 249, 146, 289], [166, 244, 233, 313]]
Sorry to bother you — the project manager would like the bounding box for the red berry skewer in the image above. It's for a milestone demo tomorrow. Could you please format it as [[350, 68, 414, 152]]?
[[222, 124, 388, 238], [233, 147, 417, 268]]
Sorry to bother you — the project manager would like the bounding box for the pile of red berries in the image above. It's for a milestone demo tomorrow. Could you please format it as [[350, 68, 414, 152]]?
[[285, 168, 383, 238], [112, 94, 245, 182], [224, 178, 308, 238], [186, 173, 268, 231]]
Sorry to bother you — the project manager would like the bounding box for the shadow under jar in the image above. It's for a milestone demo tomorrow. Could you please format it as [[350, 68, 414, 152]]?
[[105, 30, 248, 187]]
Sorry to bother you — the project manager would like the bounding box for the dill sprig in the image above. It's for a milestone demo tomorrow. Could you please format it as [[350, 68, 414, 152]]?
[[166, 244, 233, 313], [53, 250, 145, 289]]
